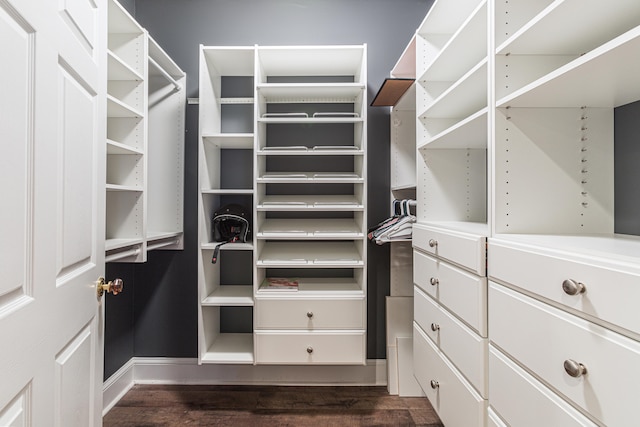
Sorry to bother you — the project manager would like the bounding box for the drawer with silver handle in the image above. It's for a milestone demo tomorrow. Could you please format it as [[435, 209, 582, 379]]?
[[414, 286, 488, 398], [414, 249, 487, 336], [489, 238, 640, 338], [413, 323, 487, 427], [255, 331, 365, 365], [489, 281, 640, 427], [255, 297, 364, 329], [413, 223, 486, 276]]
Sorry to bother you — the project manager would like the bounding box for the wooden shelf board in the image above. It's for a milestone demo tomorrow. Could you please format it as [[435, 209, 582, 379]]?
[[371, 78, 415, 107]]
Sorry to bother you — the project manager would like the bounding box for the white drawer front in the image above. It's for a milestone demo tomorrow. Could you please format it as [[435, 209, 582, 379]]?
[[489, 282, 640, 427], [489, 346, 598, 427], [255, 332, 365, 365], [414, 287, 488, 398], [255, 297, 364, 329], [413, 223, 486, 275], [413, 323, 487, 427], [489, 238, 640, 337], [414, 250, 487, 336]]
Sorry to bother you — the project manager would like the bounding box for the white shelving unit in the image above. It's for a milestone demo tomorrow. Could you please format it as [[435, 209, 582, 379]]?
[[105, 0, 185, 263], [198, 46, 256, 364], [410, 1, 640, 426], [198, 44, 367, 365], [253, 45, 367, 365]]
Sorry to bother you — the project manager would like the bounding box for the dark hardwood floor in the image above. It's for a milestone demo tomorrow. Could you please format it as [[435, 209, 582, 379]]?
[[104, 385, 443, 426]]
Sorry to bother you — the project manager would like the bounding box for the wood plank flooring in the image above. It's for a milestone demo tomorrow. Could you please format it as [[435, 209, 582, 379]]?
[[104, 385, 443, 426]]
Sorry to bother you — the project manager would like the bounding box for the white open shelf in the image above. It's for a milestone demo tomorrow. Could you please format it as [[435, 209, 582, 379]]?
[[497, 26, 640, 108], [107, 95, 144, 118], [107, 139, 144, 155], [257, 277, 363, 295], [257, 83, 365, 101], [257, 117, 364, 124], [419, 58, 487, 119], [257, 241, 364, 268], [202, 286, 254, 306], [203, 134, 254, 149], [257, 218, 364, 239], [257, 147, 363, 156], [108, 50, 143, 81], [496, 0, 640, 55], [201, 333, 254, 364], [419, 108, 488, 150], [257, 172, 363, 183], [419, 0, 487, 82], [257, 195, 364, 211]]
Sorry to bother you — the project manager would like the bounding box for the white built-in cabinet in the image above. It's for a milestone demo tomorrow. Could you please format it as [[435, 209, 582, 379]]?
[[409, 1, 640, 426], [106, 0, 185, 263], [197, 45, 368, 365]]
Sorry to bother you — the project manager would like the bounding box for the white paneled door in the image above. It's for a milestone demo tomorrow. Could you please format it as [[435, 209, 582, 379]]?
[[0, 0, 106, 426]]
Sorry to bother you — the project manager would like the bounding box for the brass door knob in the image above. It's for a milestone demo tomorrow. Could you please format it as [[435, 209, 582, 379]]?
[[96, 277, 123, 299]]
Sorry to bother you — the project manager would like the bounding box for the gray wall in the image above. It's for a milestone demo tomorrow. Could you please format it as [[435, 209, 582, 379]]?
[[105, 0, 432, 379], [615, 100, 640, 235]]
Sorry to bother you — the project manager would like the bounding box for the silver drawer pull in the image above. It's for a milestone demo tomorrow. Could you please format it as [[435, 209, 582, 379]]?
[[430, 380, 439, 389], [562, 279, 586, 296], [428, 239, 438, 248], [307, 346, 314, 354], [430, 277, 439, 286], [564, 359, 587, 378], [430, 323, 440, 332], [307, 311, 314, 319]]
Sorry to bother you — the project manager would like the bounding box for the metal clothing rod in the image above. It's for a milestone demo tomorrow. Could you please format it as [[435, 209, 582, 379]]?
[[105, 247, 141, 263]]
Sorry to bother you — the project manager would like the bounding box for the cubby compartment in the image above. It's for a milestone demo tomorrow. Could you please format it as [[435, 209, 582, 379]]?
[[201, 250, 254, 305], [201, 143, 253, 191], [106, 152, 143, 188], [200, 193, 253, 248], [199, 305, 254, 364]]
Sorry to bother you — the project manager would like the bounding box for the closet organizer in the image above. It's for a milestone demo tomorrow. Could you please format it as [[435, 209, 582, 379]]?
[[197, 45, 368, 365]]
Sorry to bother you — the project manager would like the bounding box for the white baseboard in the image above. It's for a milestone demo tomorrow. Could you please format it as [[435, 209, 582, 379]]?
[[103, 358, 387, 415], [102, 358, 135, 416]]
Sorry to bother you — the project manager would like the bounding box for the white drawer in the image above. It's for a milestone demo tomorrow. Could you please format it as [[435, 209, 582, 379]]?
[[414, 250, 487, 336], [255, 297, 364, 329], [255, 331, 365, 365], [489, 282, 640, 427], [489, 346, 598, 427], [413, 323, 487, 427], [489, 238, 640, 337], [414, 287, 488, 398], [413, 223, 486, 275]]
